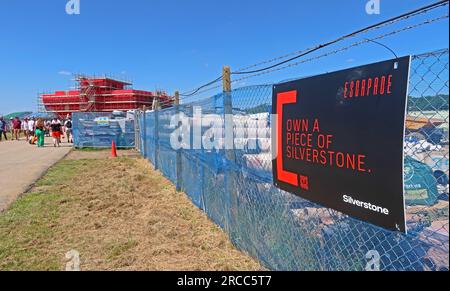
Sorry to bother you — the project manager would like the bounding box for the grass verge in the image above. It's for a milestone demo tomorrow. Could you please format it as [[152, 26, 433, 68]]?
[[0, 155, 261, 271]]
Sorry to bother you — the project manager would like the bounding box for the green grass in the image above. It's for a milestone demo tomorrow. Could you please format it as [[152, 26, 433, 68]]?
[[75, 147, 134, 151], [0, 132, 11, 141], [0, 160, 89, 270], [107, 240, 138, 260], [36, 160, 87, 187], [74, 147, 109, 152], [0, 190, 61, 270]]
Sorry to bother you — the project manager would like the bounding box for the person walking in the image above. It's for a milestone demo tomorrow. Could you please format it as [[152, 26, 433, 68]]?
[[12, 117, 21, 140], [64, 117, 73, 143], [45, 120, 51, 137], [9, 118, 14, 139], [22, 117, 30, 141], [35, 118, 45, 148], [27, 117, 35, 142], [50, 118, 62, 147], [0, 117, 7, 141]]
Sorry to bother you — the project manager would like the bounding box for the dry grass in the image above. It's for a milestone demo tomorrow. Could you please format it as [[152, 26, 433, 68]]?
[[65, 149, 140, 160], [0, 154, 261, 271]]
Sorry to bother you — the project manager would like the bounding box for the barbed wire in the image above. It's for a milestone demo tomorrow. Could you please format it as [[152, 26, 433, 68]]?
[[180, 76, 222, 97], [232, 1, 449, 75], [231, 14, 449, 84], [179, 84, 223, 103], [178, 0, 449, 100], [234, 0, 449, 73]]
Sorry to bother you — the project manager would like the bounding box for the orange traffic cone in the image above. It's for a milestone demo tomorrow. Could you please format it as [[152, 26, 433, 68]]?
[[111, 140, 118, 158]]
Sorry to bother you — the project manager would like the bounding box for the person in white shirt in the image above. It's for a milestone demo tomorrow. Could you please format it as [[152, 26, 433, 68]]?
[[22, 118, 30, 141], [28, 118, 36, 139]]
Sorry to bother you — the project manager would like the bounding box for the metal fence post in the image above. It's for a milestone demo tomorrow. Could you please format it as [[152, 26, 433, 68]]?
[[134, 110, 139, 152], [154, 96, 160, 170], [142, 106, 147, 157], [175, 91, 183, 191]]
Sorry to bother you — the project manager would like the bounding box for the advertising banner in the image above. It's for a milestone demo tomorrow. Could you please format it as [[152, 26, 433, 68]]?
[[272, 56, 411, 232]]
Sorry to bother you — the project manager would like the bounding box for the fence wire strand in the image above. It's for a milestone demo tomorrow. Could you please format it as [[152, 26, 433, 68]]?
[[231, 14, 449, 84], [234, 0, 449, 73]]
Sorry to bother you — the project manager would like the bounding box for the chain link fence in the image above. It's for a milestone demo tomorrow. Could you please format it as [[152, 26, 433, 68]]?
[[135, 49, 448, 271], [73, 111, 136, 148]]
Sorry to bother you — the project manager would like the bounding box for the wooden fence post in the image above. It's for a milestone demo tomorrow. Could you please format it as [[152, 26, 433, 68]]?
[[222, 65, 238, 236]]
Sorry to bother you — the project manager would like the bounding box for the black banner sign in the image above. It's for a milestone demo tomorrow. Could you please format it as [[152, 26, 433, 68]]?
[[272, 56, 411, 233]]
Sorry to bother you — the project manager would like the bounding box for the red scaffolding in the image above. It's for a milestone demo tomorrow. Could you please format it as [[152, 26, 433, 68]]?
[[41, 75, 173, 118]]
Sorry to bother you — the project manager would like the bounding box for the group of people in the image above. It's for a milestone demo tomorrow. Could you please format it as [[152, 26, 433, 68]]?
[[0, 115, 73, 147]]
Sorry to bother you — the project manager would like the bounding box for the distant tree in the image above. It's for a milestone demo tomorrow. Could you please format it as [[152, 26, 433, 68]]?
[[408, 94, 449, 111], [245, 103, 271, 114]]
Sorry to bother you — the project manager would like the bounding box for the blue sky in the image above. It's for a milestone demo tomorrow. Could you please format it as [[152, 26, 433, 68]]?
[[0, 0, 448, 114]]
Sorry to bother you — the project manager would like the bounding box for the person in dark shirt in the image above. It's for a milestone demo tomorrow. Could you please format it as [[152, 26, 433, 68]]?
[[64, 117, 73, 143], [0, 117, 7, 141], [12, 117, 21, 140], [50, 118, 62, 147]]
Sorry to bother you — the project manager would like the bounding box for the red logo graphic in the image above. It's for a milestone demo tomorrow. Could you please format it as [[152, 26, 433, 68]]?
[[299, 175, 309, 191], [276, 90, 310, 192], [276, 90, 299, 187]]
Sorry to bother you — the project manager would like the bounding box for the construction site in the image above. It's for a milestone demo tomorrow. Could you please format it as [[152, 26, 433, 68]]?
[[0, 0, 448, 275], [38, 75, 174, 118]]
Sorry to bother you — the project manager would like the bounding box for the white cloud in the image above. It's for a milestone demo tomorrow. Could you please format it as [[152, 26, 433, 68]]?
[[58, 71, 72, 76]]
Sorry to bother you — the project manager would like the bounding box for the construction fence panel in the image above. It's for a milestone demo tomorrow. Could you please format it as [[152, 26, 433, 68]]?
[[73, 111, 136, 148], [137, 49, 449, 271]]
